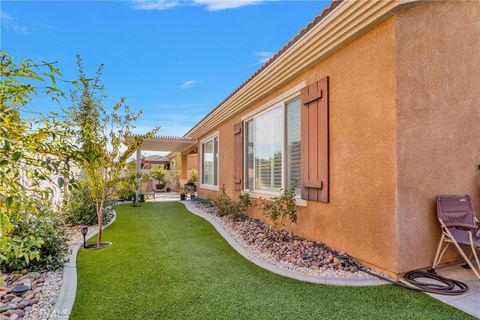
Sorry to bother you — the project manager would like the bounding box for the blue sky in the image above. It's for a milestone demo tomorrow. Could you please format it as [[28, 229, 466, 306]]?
[[1, 0, 330, 138]]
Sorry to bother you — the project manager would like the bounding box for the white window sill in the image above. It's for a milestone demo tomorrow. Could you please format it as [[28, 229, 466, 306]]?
[[244, 191, 307, 207], [200, 184, 219, 191]]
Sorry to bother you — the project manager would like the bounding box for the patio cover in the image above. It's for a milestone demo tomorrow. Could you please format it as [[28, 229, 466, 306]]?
[[128, 134, 197, 153], [128, 134, 197, 199]]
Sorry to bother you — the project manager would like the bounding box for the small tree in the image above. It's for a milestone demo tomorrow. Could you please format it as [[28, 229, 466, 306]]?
[[68, 56, 157, 248], [151, 167, 166, 183]]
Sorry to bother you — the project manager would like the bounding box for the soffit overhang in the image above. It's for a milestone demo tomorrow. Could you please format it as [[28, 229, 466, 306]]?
[[128, 135, 198, 153]]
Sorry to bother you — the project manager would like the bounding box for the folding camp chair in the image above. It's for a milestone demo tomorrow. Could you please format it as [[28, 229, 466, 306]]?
[[432, 195, 480, 280]]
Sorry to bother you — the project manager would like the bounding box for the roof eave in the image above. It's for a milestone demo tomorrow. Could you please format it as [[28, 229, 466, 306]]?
[[184, 0, 421, 140]]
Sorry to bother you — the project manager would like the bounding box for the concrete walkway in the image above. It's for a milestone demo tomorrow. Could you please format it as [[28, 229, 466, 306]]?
[[427, 264, 480, 318], [145, 192, 181, 202], [182, 201, 387, 287], [49, 211, 117, 320]]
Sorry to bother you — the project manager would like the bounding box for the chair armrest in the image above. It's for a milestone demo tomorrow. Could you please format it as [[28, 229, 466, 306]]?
[[445, 222, 478, 231]]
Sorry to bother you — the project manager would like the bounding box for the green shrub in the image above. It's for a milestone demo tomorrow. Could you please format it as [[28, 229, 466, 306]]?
[[259, 186, 297, 229], [212, 187, 251, 219], [0, 211, 69, 272], [0, 236, 43, 271], [63, 179, 113, 225], [188, 168, 198, 184], [116, 174, 137, 201], [151, 167, 166, 182], [199, 197, 215, 207]]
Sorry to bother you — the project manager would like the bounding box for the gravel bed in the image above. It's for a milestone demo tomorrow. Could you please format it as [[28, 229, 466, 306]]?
[[1, 225, 87, 320], [0, 271, 62, 320], [190, 201, 376, 280]]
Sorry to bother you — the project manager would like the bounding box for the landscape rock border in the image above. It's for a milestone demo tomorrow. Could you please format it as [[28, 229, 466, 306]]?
[[182, 201, 388, 286], [49, 210, 117, 320], [0, 271, 62, 320]]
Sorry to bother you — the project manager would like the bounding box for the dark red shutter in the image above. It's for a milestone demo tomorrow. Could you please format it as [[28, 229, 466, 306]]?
[[301, 76, 329, 202], [233, 122, 243, 191]]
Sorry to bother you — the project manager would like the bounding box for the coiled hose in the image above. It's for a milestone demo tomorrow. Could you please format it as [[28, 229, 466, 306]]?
[[331, 250, 469, 295]]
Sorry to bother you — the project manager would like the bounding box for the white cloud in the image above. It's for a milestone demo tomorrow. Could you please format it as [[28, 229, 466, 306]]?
[[131, 0, 271, 11], [131, 0, 180, 10], [0, 10, 28, 35], [180, 79, 200, 89], [254, 51, 274, 64], [193, 0, 266, 10]]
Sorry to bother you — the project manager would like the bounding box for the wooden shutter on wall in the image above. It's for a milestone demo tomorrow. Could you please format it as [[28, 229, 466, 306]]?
[[233, 122, 243, 191], [301, 76, 329, 202]]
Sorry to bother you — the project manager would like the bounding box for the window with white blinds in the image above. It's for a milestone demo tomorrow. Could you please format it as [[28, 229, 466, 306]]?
[[244, 96, 301, 194], [245, 119, 254, 190], [255, 106, 283, 192], [286, 98, 301, 194], [201, 135, 218, 186]]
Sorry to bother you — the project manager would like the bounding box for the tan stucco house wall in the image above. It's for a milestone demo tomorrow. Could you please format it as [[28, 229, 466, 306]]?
[[394, 2, 480, 273], [189, 1, 479, 278]]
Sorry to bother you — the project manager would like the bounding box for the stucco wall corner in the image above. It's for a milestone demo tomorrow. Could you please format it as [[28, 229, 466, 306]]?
[[394, 0, 480, 273]]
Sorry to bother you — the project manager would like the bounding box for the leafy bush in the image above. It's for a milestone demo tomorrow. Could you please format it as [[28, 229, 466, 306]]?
[[0, 236, 43, 271], [1, 52, 77, 252], [151, 167, 166, 182], [116, 173, 137, 201], [63, 179, 113, 225], [259, 186, 297, 229], [0, 53, 73, 272], [0, 211, 69, 272], [238, 192, 251, 215], [198, 197, 215, 207], [188, 168, 198, 184], [212, 187, 251, 219]]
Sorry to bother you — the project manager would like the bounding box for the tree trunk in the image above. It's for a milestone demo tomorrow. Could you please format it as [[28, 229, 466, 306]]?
[[97, 170, 107, 248], [96, 200, 102, 247]]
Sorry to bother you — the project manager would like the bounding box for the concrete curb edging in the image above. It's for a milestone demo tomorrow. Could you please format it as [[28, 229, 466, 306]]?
[[182, 201, 388, 287], [49, 210, 117, 320]]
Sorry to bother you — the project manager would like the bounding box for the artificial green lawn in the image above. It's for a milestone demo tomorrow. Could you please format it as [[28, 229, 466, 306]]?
[[71, 202, 472, 320]]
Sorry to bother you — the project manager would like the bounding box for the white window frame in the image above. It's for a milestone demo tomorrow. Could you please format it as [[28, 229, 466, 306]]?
[[199, 132, 219, 191], [243, 93, 301, 197]]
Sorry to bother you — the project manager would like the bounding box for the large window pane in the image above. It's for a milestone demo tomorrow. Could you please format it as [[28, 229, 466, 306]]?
[[213, 136, 218, 186], [255, 107, 282, 192], [245, 120, 254, 190], [202, 139, 215, 185], [286, 98, 301, 194]]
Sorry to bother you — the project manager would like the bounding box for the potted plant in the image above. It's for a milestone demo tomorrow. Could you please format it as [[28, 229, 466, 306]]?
[[179, 184, 187, 201], [189, 189, 196, 201], [185, 179, 195, 193], [172, 170, 181, 192], [165, 180, 171, 192], [151, 167, 166, 190], [189, 168, 198, 192]]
